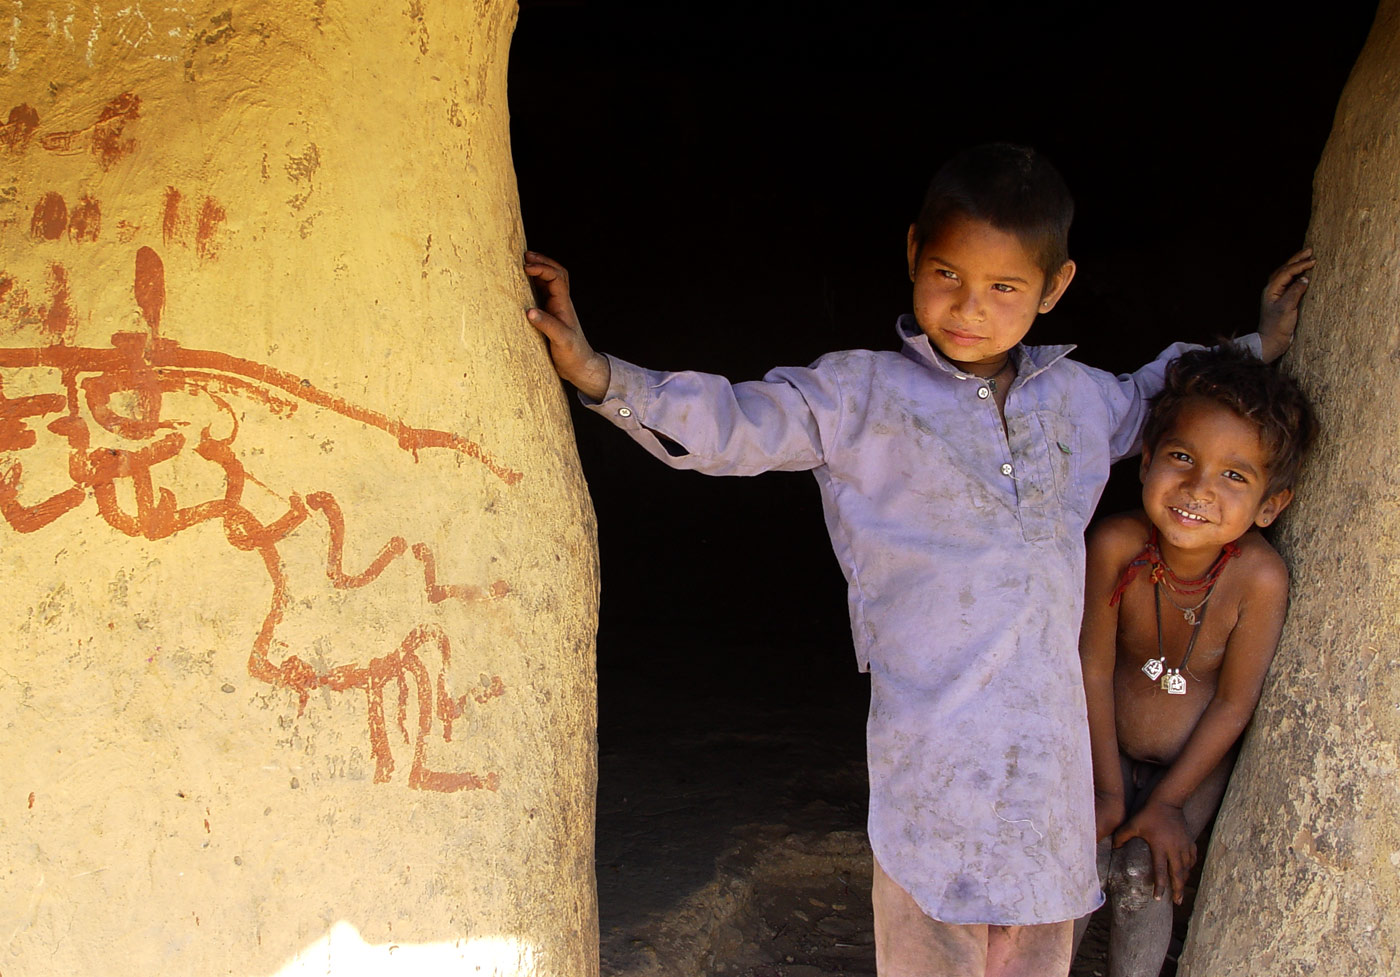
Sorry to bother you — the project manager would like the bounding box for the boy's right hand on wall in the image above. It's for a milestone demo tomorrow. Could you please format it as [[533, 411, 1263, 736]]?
[[524, 252, 612, 401], [1258, 247, 1315, 362]]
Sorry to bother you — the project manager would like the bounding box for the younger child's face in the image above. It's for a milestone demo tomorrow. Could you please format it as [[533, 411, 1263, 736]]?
[[1141, 397, 1293, 560], [905, 213, 1073, 374]]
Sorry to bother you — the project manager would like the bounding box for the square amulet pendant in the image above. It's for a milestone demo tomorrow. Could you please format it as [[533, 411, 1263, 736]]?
[[1141, 657, 1165, 682]]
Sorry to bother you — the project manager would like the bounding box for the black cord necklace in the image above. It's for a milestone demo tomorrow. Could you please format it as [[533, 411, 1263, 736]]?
[[984, 356, 1016, 394], [1142, 581, 1213, 694]]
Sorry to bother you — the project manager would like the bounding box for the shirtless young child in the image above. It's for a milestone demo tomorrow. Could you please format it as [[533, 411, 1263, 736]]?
[[1074, 345, 1317, 976]]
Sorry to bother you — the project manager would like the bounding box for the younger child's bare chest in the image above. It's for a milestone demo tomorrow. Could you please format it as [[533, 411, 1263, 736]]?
[[1116, 578, 1243, 678], [1111, 576, 1246, 761]]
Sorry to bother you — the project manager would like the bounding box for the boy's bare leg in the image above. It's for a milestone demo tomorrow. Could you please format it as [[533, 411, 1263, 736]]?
[[873, 857, 1072, 976], [873, 856, 986, 975], [986, 919, 1073, 977], [1103, 755, 1236, 977]]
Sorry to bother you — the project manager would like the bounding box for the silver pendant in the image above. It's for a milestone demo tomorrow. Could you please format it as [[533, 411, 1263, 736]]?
[[1163, 670, 1187, 695], [1142, 657, 1165, 681], [1182, 608, 1198, 626]]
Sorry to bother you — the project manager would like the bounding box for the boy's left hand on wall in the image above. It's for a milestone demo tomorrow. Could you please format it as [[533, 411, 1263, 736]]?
[[1258, 247, 1316, 362]]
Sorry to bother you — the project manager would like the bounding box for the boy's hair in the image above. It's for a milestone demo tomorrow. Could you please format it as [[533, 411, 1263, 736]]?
[[912, 142, 1074, 289], [1142, 344, 1317, 496]]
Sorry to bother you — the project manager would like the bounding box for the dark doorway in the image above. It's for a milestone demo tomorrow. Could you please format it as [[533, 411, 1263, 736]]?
[[508, 2, 1376, 971]]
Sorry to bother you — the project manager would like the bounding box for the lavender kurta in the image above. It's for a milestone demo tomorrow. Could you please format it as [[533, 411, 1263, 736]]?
[[585, 315, 1261, 925]]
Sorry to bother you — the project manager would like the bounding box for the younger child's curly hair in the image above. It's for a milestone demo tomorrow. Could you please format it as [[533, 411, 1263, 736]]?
[[1142, 344, 1317, 496]]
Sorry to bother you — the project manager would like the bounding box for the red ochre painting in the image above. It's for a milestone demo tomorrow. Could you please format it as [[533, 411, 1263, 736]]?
[[1, 244, 521, 794], [0, 94, 140, 169]]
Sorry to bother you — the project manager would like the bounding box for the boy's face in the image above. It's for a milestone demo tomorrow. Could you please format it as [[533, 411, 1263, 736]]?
[[1140, 397, 1293, 561], [905, 213, 1074, 374]]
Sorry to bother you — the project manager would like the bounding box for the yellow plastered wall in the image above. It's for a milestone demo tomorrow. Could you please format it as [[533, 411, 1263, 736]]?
[[0, 2, 600, 974]]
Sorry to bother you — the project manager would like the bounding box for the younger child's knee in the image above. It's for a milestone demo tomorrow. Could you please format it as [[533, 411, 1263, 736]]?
[[1106, 838, 1154, 913]]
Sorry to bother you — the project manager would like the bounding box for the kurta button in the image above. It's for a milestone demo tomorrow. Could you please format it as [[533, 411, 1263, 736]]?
[[1000, 463, 1013, 476], [618, 407, 632, 418], [977, 386, 990, 400]]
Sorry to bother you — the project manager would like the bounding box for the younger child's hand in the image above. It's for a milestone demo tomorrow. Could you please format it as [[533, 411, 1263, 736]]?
[[1258, 247, 1315, 362], [1094, 790, 1125, 843], [1113, 799, 1196, 905], [524, 251, 611, 401]]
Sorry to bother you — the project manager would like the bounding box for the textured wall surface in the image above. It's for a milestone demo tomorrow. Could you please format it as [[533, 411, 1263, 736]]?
[[1179, 3, 1398, 974], [0, 2, 599, 974]]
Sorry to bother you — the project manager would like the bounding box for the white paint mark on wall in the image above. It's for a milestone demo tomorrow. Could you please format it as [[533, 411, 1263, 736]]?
[[163, 3, 185, 45], [270, 922, 539, 977], [7, 1, 22, 71], [46, 4, 76, 43], [114, 4, 151, 50], [85, 2, 101, 65], [2, 1, 190, 69], [111, 2, 185, 58]]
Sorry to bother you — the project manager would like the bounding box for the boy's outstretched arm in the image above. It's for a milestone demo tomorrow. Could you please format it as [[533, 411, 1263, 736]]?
[[522, 251, 831, 477], [1111, 546, 1290, 905], [1258, 247, 1315, 362], [524, 251, 612, 401]]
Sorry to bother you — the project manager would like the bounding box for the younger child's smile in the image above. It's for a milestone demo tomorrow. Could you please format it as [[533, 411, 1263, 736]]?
[[1140, 396, 1295, 571]]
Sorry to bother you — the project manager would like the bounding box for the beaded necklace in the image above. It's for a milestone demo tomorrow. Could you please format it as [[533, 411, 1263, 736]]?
[[1108, 526, 1240, 694]]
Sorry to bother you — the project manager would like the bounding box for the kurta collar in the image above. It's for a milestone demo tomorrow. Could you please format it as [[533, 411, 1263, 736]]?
[[895, 313, 1076, 384]]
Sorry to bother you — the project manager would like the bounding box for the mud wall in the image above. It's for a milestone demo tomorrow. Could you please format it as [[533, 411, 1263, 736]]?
[[1179, 3, 1398, 973], [0, 2, 599, 974]]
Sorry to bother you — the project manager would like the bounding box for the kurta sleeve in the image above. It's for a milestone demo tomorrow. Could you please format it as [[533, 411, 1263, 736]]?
[[582, 353, 843, 476], [1099, 332, 1265, 462]]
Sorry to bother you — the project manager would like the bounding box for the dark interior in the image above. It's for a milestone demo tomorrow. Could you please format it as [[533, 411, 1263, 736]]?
[[507, 0, 1377, 932]]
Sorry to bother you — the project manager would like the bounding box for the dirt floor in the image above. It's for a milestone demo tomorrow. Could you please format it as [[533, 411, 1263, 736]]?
[[595, 642, 1196, 977]]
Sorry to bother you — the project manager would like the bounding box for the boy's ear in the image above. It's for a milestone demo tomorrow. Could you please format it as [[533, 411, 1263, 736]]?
[[1255, 487, 1294, 528], [1038, 259, 1077, 314], [1139, 442, 1153, 483], [906, 224, 920, 281]]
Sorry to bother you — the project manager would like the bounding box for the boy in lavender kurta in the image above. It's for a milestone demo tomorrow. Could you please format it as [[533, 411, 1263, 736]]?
[[524, 144, 1310, 976]]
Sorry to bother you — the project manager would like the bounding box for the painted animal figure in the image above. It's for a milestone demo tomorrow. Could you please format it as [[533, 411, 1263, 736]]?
[[0, 248, 517, 791]]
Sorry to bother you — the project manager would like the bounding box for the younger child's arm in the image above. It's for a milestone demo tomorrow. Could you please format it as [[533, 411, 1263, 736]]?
[[1112, 544, 1290, 905], [1079, 516, 1140, 842], [524, 251, 611, 400], [1258, 247, 1315, 362]]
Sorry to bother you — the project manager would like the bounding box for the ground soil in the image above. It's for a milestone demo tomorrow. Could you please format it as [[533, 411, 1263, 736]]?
[[595, 642, 1197, 976]]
